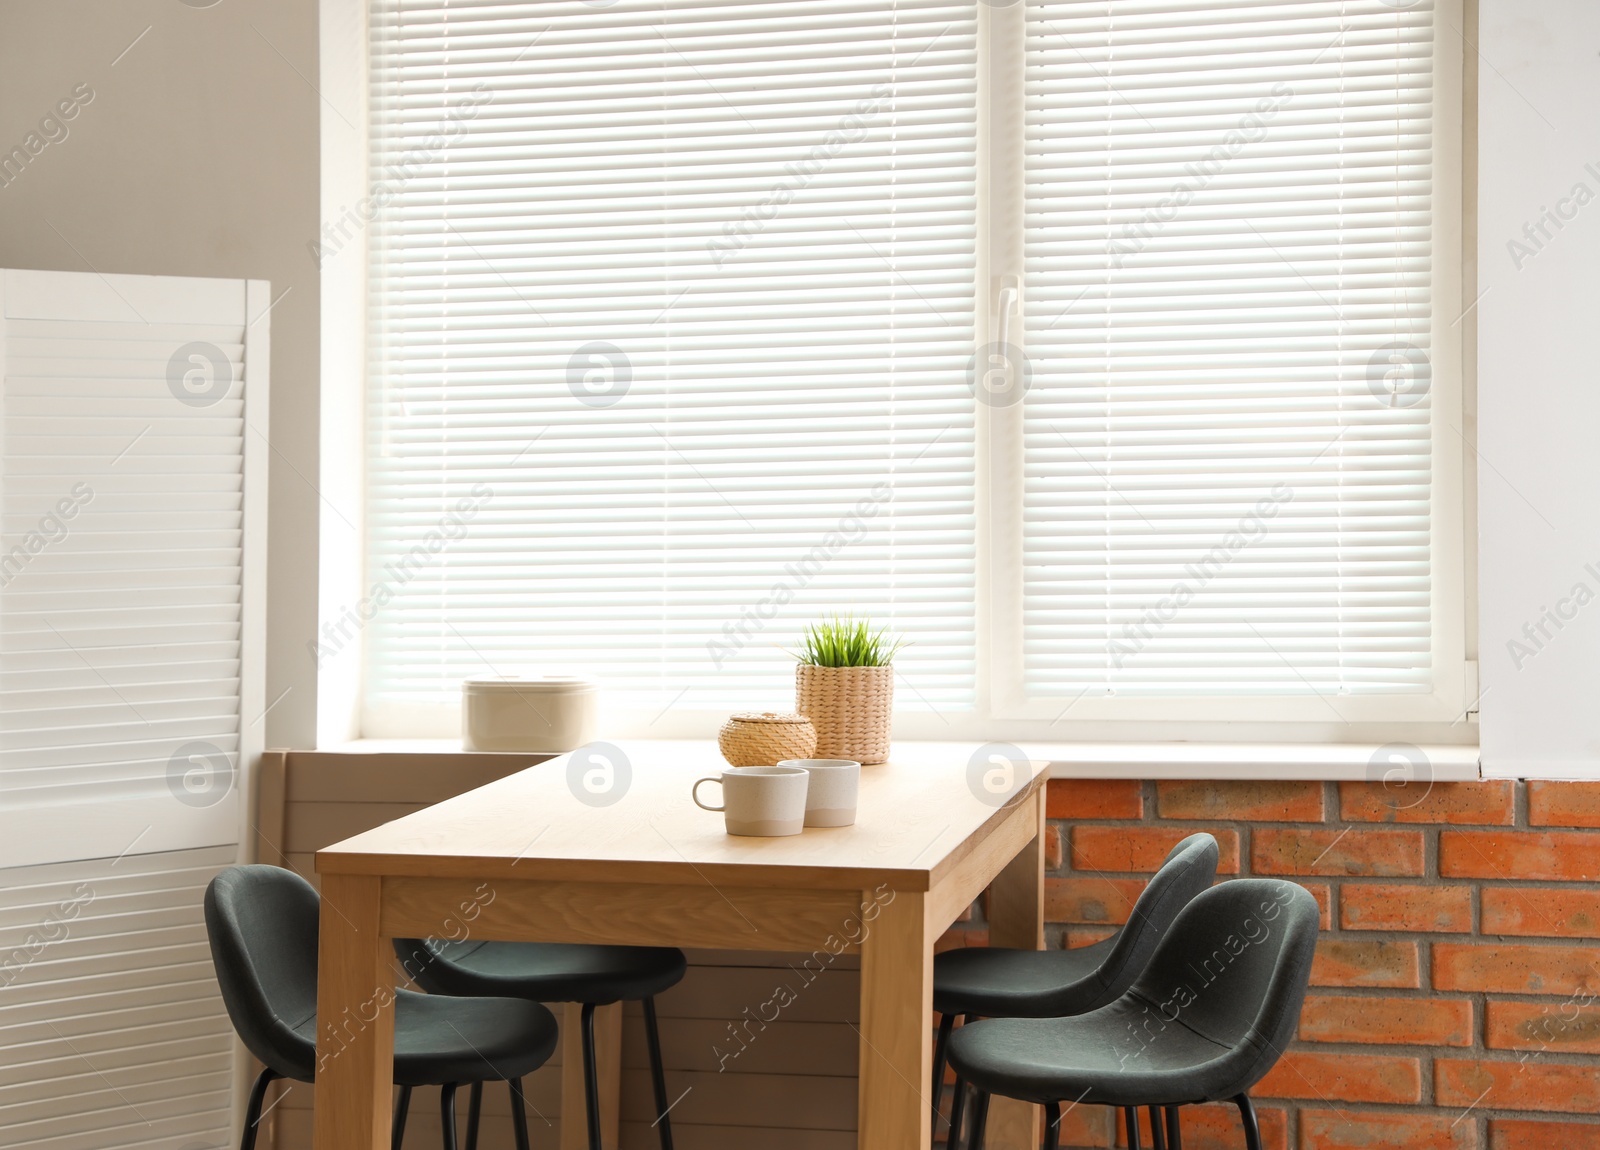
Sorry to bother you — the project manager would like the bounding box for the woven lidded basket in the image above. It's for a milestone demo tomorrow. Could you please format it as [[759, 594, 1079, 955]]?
[[717, 712, 817, 767], [794, 664, 893, 765]]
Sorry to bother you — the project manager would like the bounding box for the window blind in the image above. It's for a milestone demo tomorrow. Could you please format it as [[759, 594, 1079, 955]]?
[[365, 0, 978, 721], [1022, 0, 1436, 697]]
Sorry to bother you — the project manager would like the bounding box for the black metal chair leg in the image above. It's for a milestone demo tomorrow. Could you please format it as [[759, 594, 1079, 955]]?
[[945, 1013, 971, 1150], [240, 1067, 279, 1150], [440, 1083, 459, 1150], [1125, 1107, 1143, 1150], [932, 1013, 956, 1128], [968, 1090, 992, 1150], [947, 1076, 970, 1150], [643, 996, 676, 1150], [1148, 1105, 1166, 1150], [464, 1081, 482, 1150], [1234, 1095, 1261, 1150], [1043, 1101, 1062, 1150], [580, 1002, 604, 1150], [393, 1085, 412, 1150], [1166, 1106, 1183, 1150], [508, 1078, 532, 1150]]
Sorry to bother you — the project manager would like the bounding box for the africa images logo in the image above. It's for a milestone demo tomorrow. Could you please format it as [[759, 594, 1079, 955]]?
[[167, 342, 233, 408]]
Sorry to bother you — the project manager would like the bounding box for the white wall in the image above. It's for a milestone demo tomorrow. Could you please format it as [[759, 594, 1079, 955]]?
[[0, 0, 321, 751], [1478, 0, 1600, 775]]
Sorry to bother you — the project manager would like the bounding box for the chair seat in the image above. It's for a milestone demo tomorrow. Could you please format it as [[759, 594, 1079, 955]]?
[[284, 989, 559, 1087], [401, 939, 688, 1005], [287, 989, 558, 1087], [934, 935, 1117, 1018], [947, 995, 1253, 1108]]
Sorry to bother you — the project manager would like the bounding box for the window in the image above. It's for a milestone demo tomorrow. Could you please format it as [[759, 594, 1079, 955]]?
[[1002, 0, 1466, 727], [356, 0, 1465, 740]]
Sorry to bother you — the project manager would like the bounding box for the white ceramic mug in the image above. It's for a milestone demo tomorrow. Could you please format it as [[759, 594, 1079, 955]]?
[[693, 765, 810, 837], [780, 759, 861, 828]]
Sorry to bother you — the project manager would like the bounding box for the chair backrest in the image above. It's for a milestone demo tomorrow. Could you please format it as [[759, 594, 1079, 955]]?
[[203, 865, 320, 1080], [1083, 832, 1219, 1009], [1126, 878, 1320, 1094]]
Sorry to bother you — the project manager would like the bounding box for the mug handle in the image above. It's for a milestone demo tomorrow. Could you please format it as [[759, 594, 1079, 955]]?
[[692, 776, 725, 812]]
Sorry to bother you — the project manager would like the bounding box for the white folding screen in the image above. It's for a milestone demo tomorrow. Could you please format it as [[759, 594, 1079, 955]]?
[[0, 846, 240, 1150], [0, 269, 266, 867], [0, 268, 267, 1149]]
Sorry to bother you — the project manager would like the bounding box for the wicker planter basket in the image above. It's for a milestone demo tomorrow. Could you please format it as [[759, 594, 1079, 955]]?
[[717, 712, 817, 767], [794, 664, 893, 764]]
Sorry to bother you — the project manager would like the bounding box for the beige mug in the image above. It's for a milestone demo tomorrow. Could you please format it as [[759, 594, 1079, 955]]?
[[693, 765, 810, 837], [779, 759, 861, 827]]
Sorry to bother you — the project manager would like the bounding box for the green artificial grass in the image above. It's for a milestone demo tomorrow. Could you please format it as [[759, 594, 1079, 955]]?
[[793, 614, 905, 668]]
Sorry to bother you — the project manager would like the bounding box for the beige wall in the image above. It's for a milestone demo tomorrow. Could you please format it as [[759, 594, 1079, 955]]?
[[0, 0, 321, 750]]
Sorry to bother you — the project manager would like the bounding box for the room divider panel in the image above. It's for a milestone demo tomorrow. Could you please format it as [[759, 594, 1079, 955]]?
[[0, 268, 269, 1150]]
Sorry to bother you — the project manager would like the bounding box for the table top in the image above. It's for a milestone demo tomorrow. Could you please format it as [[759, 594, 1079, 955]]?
[[315, 740, 1047, 891]]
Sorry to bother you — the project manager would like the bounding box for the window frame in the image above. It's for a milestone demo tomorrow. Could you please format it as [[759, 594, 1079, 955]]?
[[320, 0, 1474, 748]]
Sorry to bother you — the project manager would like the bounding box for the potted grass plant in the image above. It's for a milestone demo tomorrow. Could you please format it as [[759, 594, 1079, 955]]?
[[793, 614, 903, 765]]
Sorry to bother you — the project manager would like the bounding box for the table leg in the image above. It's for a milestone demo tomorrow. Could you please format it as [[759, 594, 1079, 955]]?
[[560, 1001, 623, 1149], [985, 792, 1047, 1150], [314, 874, 394, 1150], [858, 889, 931, 1150]]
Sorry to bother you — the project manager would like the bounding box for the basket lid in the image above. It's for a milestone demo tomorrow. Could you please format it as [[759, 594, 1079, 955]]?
[[727, 711, 812, 725], [462, 674, 597, 694]]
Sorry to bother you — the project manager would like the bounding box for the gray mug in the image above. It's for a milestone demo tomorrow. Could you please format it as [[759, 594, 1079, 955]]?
[[693, 765, 810, 836], [779, 758, 861, 828]]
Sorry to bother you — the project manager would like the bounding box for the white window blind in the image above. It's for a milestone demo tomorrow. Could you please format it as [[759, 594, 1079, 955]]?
[[357, 0, 1457, 733], [1021, 0, 1438, 698], [365, 0, 979, 724]]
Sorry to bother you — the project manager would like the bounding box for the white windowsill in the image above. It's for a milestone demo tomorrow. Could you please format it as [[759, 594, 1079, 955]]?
[[311, 738, 1482, 782], [1034, 742, 1480, 781]]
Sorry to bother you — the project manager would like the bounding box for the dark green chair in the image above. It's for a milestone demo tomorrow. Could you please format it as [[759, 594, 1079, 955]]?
[[934, 833, 1220, 1146], [205, 865, 559, 1150], [395, 937, 687, 1150], [948, 879, 1320, 1150]]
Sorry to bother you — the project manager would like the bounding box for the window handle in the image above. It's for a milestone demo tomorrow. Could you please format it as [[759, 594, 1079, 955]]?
[[995, 281, 1020, 349]]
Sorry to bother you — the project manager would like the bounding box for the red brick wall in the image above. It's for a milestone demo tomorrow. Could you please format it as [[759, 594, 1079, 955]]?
[[939, 778, 1600, 1150]]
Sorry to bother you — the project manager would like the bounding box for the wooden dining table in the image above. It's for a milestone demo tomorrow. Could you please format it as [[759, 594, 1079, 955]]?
[[313, 740, 1049, 1150]]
